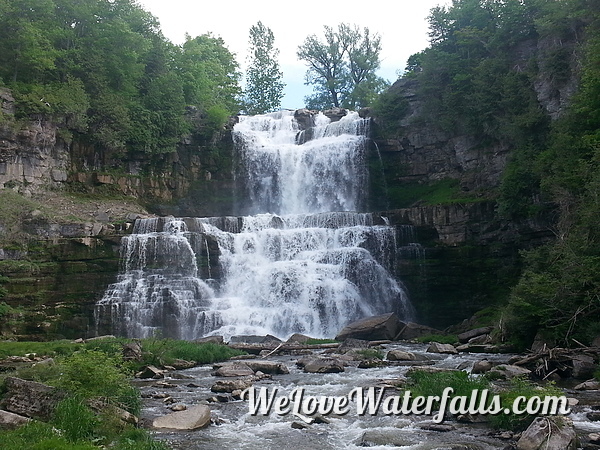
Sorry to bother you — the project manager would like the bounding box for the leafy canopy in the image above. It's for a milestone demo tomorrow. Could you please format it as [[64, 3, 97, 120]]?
[[244, 21, 285, 114], [297, 23, 388, 109]]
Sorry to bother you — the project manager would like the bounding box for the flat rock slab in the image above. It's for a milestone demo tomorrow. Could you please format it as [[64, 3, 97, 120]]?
[[426, 343, 458, 354], [244, 361, 289, 375], [0, 409, 31, 430], [0, 377, 66, 421], [335, 313, 403, 341], [153, 404, 211, 430]]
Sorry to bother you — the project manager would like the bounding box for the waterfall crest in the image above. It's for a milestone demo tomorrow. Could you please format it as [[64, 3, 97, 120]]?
[[95, 110, 413, 340]]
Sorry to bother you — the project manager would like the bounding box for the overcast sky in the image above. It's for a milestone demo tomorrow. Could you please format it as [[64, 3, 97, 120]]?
[[136, 0, 448, 109]]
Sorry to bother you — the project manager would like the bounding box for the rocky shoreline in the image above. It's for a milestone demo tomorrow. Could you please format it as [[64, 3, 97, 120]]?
[[1, 313, 599, 449]]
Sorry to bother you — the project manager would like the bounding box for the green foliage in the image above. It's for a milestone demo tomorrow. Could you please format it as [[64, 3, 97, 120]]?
[[386, 179, 478, 208], [0, 340, 81, 359], [354, 349, 384, 360], [500, 10, 600, 349], [297, 23, 387, 109], [0, 421, 98, 450], [0, 0, 242, 154], [50, 350, 140, 414], [406, 370, 489, 399], [487, 377, 564, 431], [305, 338, 339, 344], [51, 397, 98, 443], [139, 338, 243, 367], [244, 21, 285, 114]]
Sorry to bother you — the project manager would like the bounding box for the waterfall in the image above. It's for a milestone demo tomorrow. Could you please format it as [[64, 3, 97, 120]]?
[[95, 110, 413, 340]]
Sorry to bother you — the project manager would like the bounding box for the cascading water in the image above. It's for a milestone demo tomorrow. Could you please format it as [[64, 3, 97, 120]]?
[[95, 110, 413, 340]]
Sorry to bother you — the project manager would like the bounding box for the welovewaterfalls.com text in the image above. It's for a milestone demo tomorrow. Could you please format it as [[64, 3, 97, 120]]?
[[241, 387, 571, 424]]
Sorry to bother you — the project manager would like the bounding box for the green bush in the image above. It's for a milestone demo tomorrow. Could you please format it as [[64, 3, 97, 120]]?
[[51, 350, 140, 414], [354, 349, 384, 360], [406, 370, 489, 399], [487, 377, 564, 431], [140, 338, 243, 367], [51, 397, 98, 443]]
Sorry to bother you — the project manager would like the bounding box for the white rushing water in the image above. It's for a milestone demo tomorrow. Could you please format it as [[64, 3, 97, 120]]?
[[96, 110, 414, 340]]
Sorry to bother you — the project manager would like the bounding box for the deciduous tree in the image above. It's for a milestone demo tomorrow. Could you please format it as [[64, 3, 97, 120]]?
[[244, 21, 284, 114]]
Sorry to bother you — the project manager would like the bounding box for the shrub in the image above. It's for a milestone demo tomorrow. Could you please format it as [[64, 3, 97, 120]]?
[[50, 350, 140, 415], [51, 397, 98, 443], [140, 338, 243, 367], [488, 377, 565, 431], [406, 370, 489, 399], [0, 421, 97, 450], [354, 349, 384, 360]]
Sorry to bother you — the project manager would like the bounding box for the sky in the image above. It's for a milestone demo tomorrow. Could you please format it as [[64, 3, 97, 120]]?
[[136, 0, 449, 109]]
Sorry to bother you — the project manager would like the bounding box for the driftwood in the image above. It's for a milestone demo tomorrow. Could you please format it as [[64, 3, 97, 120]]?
[[512, 346, 599, 379]]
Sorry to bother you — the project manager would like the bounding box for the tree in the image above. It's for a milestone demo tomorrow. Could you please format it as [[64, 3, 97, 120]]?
[[179, 33, 242, 115], [297, 23, 386, 110], [244, 21, 284, 115]]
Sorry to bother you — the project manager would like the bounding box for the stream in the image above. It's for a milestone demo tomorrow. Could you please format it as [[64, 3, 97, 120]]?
[[136, 342, 600, 449]]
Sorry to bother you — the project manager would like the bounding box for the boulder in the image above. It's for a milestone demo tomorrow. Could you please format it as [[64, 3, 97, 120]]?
[[286, 333, 312, 344], [294, 109, 315, 130], [291, 420, 310, 429], [302, 358, 345, 374], [395, 322, 443, 340], [214, 362, 254, 377], [87, 399, 138, 425], [229, 335, 282, 344], [335, 313, 403, 341], [152, 404, 211, 430], [211, 379, 252, 393], [457, 327, 494, 343], [571, 354, 597, 379], [338, 338, 370, 353], [244, 361, 289, 375], [488, 364, 531, 380], [530, 332, 556, 353], [467, 334, 491, 344], [357, 359, 385, 369], [122, 342, 142, 361], [456, 343, 501, 353], [0, 377, 66, 420], [426, 343, 458, 355], [323, 107, 347, 122], [171, 359, 196, 370], [194, 336, 224, 345], [0, 410, 31, 430], [517, 417, 576, 450], [471, 359, 493, 374], [574, 380, 600, 390], [386, 350, 416, 361], [136, 365, 164, 379]]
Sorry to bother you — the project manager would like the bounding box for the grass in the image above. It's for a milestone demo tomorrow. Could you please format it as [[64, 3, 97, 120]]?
[[305, 338, 339, 345], [140, 338, 244, 366], [405, 370, 568, 431], [486, 377, 565, 431], [407, 369, 489, 399], [354, 348, 384, 360], [0, 337, 244, 449]]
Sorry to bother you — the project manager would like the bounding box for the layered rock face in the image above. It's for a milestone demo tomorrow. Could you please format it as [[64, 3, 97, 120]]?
[[0, 90, 235, 217]]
